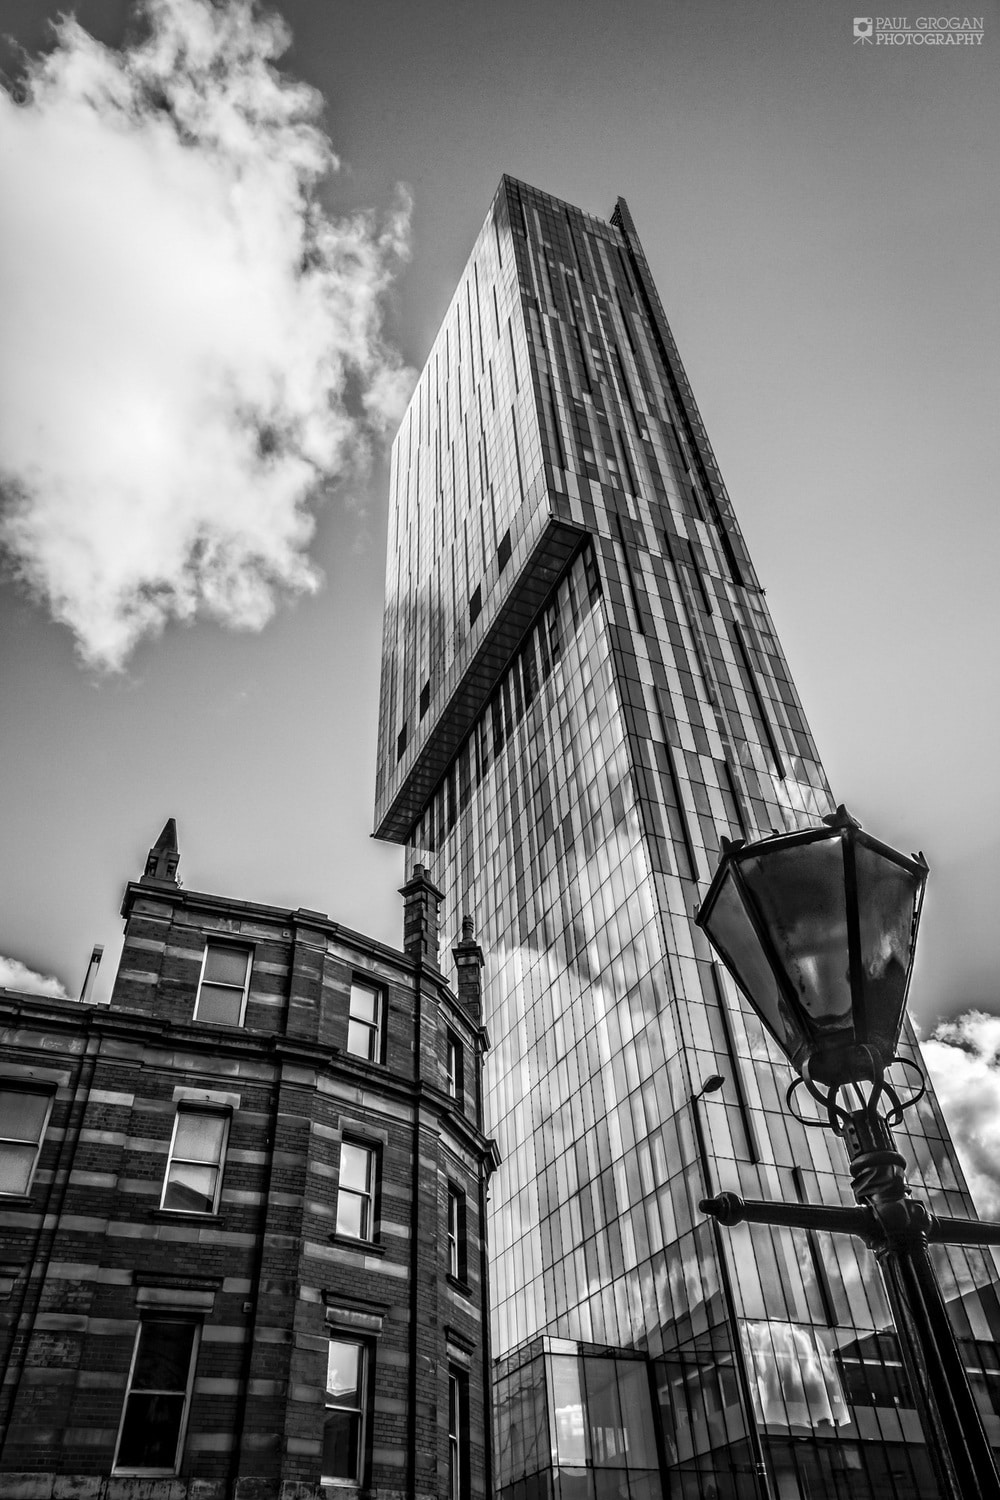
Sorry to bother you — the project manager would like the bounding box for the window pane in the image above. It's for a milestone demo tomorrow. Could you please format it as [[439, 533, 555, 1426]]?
[[117, 1393, 186, 1469], [0, 1142, 36, 1194], [322, 1409, 361, 1480], [324, 1340, 364, 1482], [0, 1090, 49, 1142], [350, 984, 379, 1024], [549, 1355, 587, 1465], [340, 1143, 371, 1191], [336, 1190, 366, 1239], [174, 1113, 226, 1164], [163, 1163, 218, 1214], [583, 1358, 623, 1466], [133, 1321, 196, 1391], [613, 1360, 659, 1467], [203, 946, 249, 986], [348, 1018, 377, 1060], [195, 984, 244, 1025], [327, 1340, 362, 1402], [447, 1038, 462, 1099]]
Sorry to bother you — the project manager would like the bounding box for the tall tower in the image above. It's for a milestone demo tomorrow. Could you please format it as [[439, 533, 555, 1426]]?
[[375, 178, 1000, 1500]]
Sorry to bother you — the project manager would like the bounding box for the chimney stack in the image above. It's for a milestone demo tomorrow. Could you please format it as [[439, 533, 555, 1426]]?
[[398, 864, 443, 968], [452, 914, 484, 1026]]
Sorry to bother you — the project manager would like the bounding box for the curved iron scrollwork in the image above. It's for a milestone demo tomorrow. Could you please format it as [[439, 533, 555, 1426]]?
[[786, 1052, 927, 1135]]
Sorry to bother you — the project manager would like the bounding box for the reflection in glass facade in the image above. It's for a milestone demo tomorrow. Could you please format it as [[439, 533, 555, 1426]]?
[[495, 1339, 662, 1500], [374, 178, 1000, 1497]]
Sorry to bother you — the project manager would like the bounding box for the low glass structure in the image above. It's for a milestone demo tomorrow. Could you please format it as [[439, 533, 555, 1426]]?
[[495, 1338, 662, 1500]]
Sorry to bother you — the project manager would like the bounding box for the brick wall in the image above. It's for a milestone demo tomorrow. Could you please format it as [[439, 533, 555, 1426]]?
[[0, 881, 495, 1500]]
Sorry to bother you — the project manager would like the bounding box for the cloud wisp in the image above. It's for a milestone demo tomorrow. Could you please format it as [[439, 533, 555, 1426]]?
[[923, 1010, 1000, 1218], [0, 0, 411, 670], [0, 955, 69, 998]]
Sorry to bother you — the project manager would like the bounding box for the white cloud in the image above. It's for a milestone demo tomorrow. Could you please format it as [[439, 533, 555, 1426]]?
[[0, 0, 411, 670], [0, 955, 69, 998], [923, 1010, 1000, 1218]]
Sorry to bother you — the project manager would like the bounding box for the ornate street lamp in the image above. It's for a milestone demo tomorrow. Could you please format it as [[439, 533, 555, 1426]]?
[[695, 807, 1000, 1500]]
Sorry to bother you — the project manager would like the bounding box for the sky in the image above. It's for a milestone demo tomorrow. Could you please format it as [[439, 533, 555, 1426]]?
[[2, 0, 1000, 1206]]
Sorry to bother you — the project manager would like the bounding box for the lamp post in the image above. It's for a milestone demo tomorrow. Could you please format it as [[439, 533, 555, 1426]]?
[[694, 806, 1000, 1500], [689, 1075, 775, 1500]]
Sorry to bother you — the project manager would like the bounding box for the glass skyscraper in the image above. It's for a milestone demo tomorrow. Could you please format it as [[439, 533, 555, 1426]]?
[[375, 178, 1000, 1499]]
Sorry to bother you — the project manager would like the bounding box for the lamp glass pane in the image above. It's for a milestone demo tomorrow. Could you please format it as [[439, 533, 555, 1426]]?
[[741, 837, 854, 1035], [702, 867, 802, 1056], [854, 842, 922, 1050]]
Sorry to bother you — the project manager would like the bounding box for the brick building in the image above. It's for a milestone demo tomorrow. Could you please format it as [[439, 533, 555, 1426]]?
[[0, 821, 497, 1500]]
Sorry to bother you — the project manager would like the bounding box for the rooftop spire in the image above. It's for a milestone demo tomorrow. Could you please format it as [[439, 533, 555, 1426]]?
[[142, 818, 180, 886]]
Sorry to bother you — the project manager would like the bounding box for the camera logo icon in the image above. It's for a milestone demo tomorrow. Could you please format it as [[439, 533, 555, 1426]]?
[[854, 17, 874, 41]]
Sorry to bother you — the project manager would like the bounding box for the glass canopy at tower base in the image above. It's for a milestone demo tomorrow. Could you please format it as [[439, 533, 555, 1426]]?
[[374, 177, 1000, 1499]]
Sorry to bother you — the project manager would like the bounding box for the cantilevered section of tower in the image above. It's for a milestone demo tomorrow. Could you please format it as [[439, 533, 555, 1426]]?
[[375, 178, 1000, 1500]]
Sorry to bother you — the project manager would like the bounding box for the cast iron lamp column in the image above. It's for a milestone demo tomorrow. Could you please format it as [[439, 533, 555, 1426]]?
[[695, 807, 1000, 1500]]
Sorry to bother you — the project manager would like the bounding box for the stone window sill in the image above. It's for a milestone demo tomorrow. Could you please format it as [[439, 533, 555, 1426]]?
[[152, 1208, 222, 1224], [329, 1233, 386, 1257]]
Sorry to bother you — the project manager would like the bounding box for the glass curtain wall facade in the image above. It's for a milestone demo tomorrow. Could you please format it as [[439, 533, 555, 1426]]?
[[374, 177, 1000, 1500]]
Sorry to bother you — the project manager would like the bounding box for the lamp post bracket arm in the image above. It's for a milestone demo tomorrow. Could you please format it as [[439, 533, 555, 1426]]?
[[929, 1214, 1000, 1248], [700, 1191, 870, 1238]]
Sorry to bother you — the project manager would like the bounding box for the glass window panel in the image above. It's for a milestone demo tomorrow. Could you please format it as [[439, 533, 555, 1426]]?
[[324, 1339, 365, 1483], [347, 1018, 377, 1060], [322, 1410, 360, 1480], [0, 1090, 49, 1194], [548, 1354, 587, 1465], [194, 984, 243, 1026], [203, 946, 249, 986], [116, 1320, 197, 1473], [116, 1394, 186, 1469], [448, 1187, 464, 1277], [162, 1163, 218, 1214], [0, 1143, 36, 1195], [337, 1193, 365, 1240], [583, 1357, 624, 1466], [341, 1143, 371, 1192], [555, 1469, 593, 1500], [162, 1110, 227, 1214], [0, 1089, 50, 1141], [614, 1360, 659, 1467], [173, 1113, 226, 1163], [350, 983, 379, 1024], [327, 1339, 361, 1403], [448, 1368, 467, 1500], [337, 1143, 375, 1240], [133, 1320, 196, 1389]]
